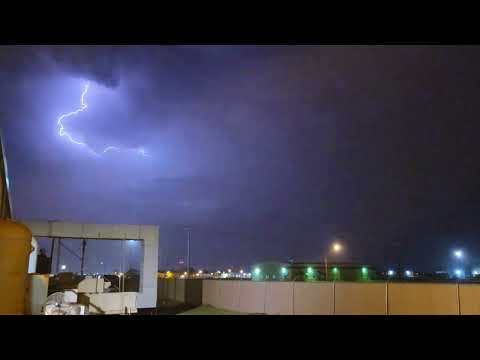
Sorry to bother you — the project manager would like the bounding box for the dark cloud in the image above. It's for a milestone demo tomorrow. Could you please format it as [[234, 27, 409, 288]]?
[[48, 45, 121, 88]]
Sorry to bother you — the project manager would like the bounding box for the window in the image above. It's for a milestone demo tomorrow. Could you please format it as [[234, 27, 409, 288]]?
[[35, 237, 143, 292]]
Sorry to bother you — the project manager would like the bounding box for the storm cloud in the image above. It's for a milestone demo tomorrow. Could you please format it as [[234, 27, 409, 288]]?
[[2, 45, 480, 271]]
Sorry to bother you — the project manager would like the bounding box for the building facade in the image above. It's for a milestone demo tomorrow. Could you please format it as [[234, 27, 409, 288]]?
[[251, 262, 290, 281]]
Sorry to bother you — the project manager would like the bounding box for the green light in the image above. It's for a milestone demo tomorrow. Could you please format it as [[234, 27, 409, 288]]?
[[254, 267, 261, 276], [333, 267, 338, 273], [281, 267, 288, 275], [307, 267, 314, 274], [362, 267, 368, 274]]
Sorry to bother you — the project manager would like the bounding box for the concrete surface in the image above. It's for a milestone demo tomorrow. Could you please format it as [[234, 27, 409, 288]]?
[[293, 282, 334, 315], [265, 282, 294, 315], [387, 282, 458, 315], [201, 280, 475, 315], [334, 282, 386, 315]]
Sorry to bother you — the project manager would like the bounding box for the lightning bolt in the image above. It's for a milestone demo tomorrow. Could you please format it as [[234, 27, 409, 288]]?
[[57, 82, 150, 158]]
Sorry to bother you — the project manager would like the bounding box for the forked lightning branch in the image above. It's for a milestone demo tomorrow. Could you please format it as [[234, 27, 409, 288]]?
[[57, 83, 149, 158]]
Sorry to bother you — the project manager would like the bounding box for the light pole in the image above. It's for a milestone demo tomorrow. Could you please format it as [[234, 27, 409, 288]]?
[[454, 250, 463, 260], [325, 242, 343, 281], [453, 249, 465, 279], [184, 227, 191, 278], [118, 272, 124, 292]]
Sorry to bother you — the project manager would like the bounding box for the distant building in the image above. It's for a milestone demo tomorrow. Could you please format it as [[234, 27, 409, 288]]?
[[412, 271, 450, 281], [251, 261, 377, 282], [471, 266, 480, 278], [251, 262, 290, 281]]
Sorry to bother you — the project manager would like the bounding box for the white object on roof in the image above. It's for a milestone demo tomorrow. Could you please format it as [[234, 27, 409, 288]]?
[[77, 277, 110, 294], [80, 292, 137, 315], [28, 237, 38, 274], [43, 291, 87, 315]]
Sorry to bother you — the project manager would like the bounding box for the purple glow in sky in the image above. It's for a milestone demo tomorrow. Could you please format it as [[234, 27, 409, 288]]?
[[3, 45, 480, 272]]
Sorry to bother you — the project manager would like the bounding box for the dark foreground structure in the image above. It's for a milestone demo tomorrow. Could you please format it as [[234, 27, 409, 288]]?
[[0, 132, 12, 219]]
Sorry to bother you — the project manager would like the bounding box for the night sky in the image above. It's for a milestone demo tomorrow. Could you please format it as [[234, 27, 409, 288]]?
[[2, 45, 480, 272]]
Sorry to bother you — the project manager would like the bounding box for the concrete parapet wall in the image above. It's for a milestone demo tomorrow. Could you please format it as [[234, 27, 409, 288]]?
[[335, 282, 387, 315], [265, 282, 294, 315], [201, 280, 475, 315], [293, 282, 333, 315], [387, 283, 458, 315], [458, 284, 480, 315]]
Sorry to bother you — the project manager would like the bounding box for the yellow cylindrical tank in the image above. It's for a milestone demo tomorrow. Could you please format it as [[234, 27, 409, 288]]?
[[0, 219, 32, 315]]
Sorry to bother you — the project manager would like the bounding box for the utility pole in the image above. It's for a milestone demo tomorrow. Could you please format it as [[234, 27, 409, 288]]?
[[324, 256, 328, 281], [46, 238, 55, 274], [185, 227, 191, 278], [50, 238, 55, 270], [56, 239, 62, 273]]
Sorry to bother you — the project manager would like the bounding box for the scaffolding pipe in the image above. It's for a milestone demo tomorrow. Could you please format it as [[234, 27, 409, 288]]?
[[80, 239, 87, 275]]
